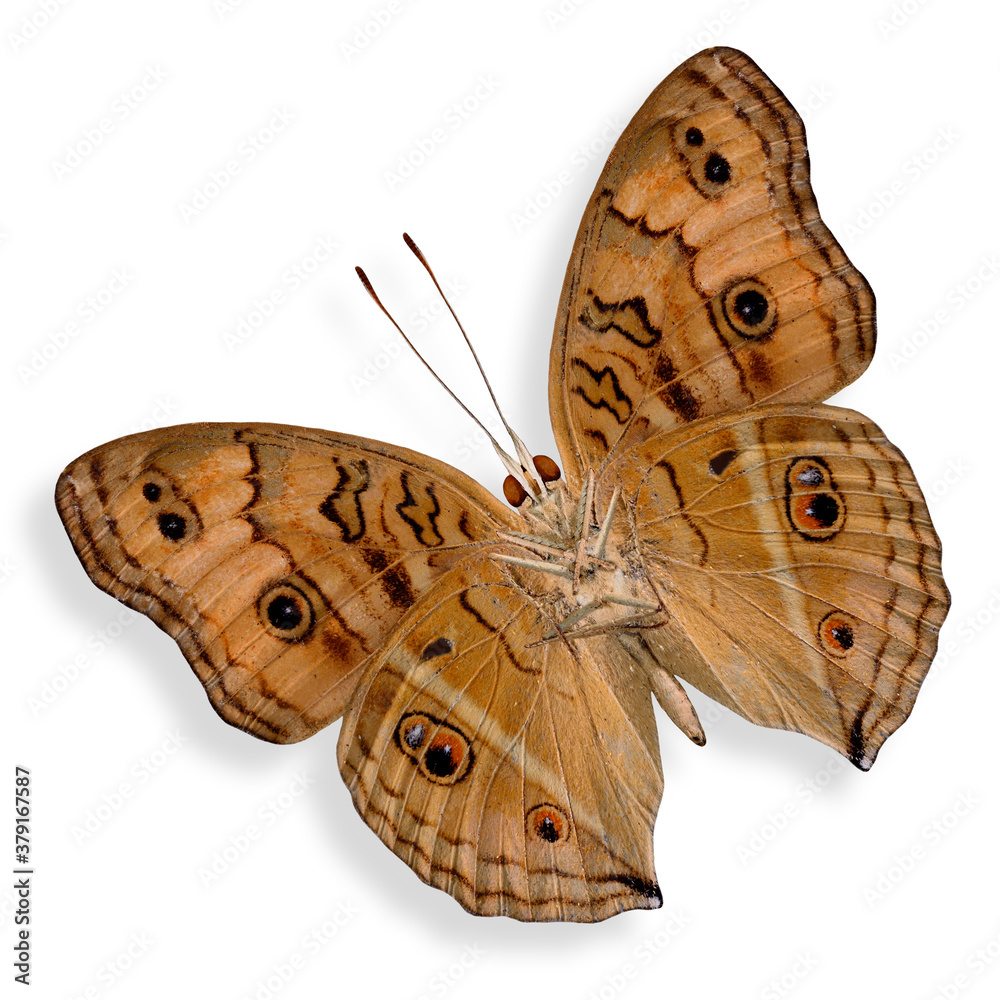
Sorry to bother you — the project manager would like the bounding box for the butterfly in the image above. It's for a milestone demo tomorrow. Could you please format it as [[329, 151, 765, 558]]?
[[55, 47, 949, 922]]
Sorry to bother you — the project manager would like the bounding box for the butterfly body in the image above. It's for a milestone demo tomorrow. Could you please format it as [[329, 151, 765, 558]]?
[[56, 48, 948, 921]]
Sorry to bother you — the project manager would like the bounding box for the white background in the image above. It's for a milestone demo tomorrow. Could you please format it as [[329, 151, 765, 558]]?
[[4, 0, 998, 997]]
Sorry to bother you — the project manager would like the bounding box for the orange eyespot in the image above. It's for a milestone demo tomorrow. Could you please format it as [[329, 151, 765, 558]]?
[[503, 475, 529, 507], [794, 493, 840, 531], [526, 803, 570, 844], [396, 713, 473, 784], [532, 455, 561, 483], [819, 611, 856, 657], [424, 732, 466, 780]]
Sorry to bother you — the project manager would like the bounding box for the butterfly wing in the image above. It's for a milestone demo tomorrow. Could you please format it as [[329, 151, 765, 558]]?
[[609, 404, 949, 769], [338, 558, 665, 922], [549, 46, 875, 488], [56, 422, 516, 743]]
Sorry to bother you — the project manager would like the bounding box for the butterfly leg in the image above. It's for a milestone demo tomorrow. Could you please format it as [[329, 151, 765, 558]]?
[[572, 471, 597, 593]]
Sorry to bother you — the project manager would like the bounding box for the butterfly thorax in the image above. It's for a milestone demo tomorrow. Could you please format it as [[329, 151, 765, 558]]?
[[492, 475, 663, 646]]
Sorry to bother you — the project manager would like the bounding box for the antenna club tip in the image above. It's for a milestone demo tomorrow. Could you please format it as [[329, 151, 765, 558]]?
[[402, 232, 427, 262]]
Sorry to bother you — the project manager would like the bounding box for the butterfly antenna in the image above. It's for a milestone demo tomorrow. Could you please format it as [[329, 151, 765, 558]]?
[[402, 233, 541, 485], [354, 266, 539, 496]]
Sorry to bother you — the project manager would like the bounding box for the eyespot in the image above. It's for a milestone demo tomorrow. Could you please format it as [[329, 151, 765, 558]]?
[[157, 512, 186, 541], [785, 457, 844, 541], [142, 482, 161, 502], [396, 713, 472, 785], [717, 278, 778, 341], [685, 126, 704, 146], [708, 449, 738, 476], [704, 151, 730, 184], [257, 581, 316, 642], [526, 803, 571, 845], [818, 611, 858, 658], [424, 732, 466, 779], [267, 595, 302, 630], [794, 493, 840, 530], [420, 637, 453, 660]]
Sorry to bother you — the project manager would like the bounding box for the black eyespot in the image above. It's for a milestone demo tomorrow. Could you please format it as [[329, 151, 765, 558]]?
[[709, 450, 738, 476], [424, 742, 458, 778], [421, 637, 453, 660], [142, 482, 161, 502], [257, 580, 317, 641], [831, 624, 854, 650], [799, 493, 840, 529], [157, 513, 186, 540], [685, 126, 703, 146], [537, 816, 559, 842], [267, 595, 302, 631], [717, 279, 777, 341], [733, 289, 768, 327], [704, 152, 731, 183]]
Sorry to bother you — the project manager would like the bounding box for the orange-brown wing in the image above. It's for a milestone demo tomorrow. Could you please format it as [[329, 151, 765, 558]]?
[[610, 404, 949, 769], [56, 422, 516, 743], [549, 47, 875, 489], [338, 558, 665, 922]]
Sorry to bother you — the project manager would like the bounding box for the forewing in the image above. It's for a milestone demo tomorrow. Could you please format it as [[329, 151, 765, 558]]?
[[56, 422, 515, 743], [611, 405, 949, 769], [337, 559, 665, 922], [550, 47, 874, 487]]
